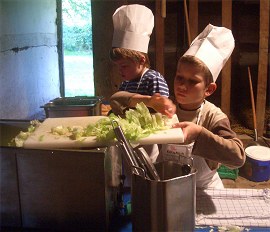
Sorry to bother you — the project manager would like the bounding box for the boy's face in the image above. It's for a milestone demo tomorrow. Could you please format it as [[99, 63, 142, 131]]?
[[174, 62, 215, 110], [113, 58, 144, 81]]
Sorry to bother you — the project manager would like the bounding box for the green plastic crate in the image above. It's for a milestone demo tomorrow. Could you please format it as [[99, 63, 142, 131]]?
[[217, 165, 239, 180]]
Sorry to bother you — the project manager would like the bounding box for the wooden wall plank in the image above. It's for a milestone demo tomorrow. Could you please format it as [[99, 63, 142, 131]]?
[[221, 0, 232, 116], [92, 1, 125, 101], [155, 0, 165, 75], [184, 0, 191, 45], [189, 0, 198, 41], [256, 0, 269, 136]]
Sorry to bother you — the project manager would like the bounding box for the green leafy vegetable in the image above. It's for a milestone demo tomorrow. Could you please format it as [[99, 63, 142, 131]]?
[[39, 135, 45, 142], [74, 102, 171, 142], [10, 120, 41, 147], [12, 103, 173, 147]]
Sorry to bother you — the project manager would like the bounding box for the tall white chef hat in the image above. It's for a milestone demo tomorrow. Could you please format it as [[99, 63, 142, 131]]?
[[183, 24, 235, 82], [112, 4, 154, 53]]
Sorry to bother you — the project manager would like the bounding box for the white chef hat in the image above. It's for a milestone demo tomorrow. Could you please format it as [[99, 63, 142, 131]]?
[[183, 24, 235, 82], [112, 4, 154, 53]]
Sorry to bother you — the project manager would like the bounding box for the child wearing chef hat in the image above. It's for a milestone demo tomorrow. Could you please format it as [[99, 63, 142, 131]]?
[[110, 24, 246, 189], [110, 4, 169, 98]]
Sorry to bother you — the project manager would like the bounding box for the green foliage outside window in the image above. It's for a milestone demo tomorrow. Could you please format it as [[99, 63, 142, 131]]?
[[62, 0, 92, 53], [62, 0, 94, 97], [63, 24, 92, 52]]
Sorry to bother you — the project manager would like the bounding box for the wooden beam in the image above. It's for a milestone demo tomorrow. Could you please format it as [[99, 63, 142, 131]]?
[[184, 0, 191, 45], [56, 0, 65, 97], [155, 0, 165, 75], [256, 0, 269, 136], [221, 0, 232, 117], [92, 1, 124, 100], [189, 0, 198, 41]]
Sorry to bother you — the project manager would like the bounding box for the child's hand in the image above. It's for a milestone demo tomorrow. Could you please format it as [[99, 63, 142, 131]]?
[[148, 93, 176, 118], [173, 122, 202, 142]]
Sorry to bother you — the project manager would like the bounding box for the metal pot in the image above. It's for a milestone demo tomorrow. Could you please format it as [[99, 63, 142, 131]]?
[[41, 96, 103, 118]]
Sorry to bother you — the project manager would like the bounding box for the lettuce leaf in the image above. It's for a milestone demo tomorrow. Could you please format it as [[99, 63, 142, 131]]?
[[83, 102, 170, 142]]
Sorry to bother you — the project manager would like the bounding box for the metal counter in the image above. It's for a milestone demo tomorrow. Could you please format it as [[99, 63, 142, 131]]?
[[0, 120, 121, 231]]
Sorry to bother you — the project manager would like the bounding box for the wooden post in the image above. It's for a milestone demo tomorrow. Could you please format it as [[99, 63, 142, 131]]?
[[155, 0, 165, 75], [256, 0, 269, 136], [189, 0, 198, 41], [92, 1, 124, 100], [221, 0, 232, 117], [184, 0, 191, 45]]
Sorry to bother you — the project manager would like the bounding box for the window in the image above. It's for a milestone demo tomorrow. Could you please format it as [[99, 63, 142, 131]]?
[[60, 0, 94, 97]]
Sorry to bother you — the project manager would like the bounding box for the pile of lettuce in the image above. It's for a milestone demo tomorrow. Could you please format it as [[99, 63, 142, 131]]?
[[10, 120, 41, 147], [12, 103, 172, 147], [52, 102, 171, 142]]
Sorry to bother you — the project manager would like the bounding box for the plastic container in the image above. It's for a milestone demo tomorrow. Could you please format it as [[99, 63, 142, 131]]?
[[217, 165, 239, 180], [242, 146, 270, 182], [132, 161, 197, 232], [41, 96, 103, 118]]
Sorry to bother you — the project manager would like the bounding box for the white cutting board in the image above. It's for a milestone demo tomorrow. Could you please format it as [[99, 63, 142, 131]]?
[[23, 116, 184, 149]]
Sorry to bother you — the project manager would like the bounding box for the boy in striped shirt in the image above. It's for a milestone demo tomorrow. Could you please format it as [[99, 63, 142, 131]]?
[[110, 4, 169, 99]]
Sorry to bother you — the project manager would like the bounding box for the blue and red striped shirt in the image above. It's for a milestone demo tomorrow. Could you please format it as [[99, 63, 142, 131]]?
[[119, 69, 169, 97]]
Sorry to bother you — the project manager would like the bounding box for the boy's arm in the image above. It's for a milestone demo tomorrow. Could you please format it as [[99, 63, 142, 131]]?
[[109, 91, 138, 115], [110, 91, 176, 117], [192, 118, 245, 169]]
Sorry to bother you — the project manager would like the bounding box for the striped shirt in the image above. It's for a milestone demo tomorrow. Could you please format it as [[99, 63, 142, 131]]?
[[119, 69, 169, 97]]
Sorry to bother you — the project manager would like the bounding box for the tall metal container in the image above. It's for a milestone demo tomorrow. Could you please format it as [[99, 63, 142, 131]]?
[[132, 161, 197, 232]]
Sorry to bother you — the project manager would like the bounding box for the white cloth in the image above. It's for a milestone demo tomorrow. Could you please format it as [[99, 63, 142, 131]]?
[[112, 4, 154, 53], [184, 24, 235, 82], [193, 155, 224, 189], [196, 188, 270, 227]]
